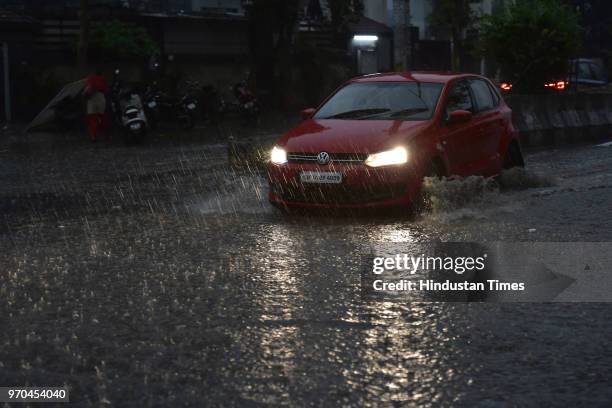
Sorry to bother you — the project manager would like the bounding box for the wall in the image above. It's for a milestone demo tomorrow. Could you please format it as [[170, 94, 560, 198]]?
[[190, 0, 244, 14], [506, 93, 612, 147], [162, 17, 249, 57]]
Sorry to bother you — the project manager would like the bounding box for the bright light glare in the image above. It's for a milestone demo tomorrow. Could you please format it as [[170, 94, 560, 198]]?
[[544, 81, 567, 90], [365, 147, 408, 167], [353, 35, 379, 42], [270, 146, 287, 164]]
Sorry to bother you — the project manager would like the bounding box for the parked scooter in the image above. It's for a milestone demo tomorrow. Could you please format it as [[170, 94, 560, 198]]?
[[110, 69, 148, 144], [143, 83, 197, 130]]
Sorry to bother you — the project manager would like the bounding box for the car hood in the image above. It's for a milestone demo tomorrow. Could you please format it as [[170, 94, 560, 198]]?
[[277, 119, 428, 154]]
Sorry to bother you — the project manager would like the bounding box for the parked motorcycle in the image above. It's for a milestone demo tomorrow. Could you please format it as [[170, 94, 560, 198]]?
[[110, 69, 148, 144], [187, 80, 258, 126], [186, 81, 225, 125], [227, 81, 259, 126], [143, 84, 197, 130]]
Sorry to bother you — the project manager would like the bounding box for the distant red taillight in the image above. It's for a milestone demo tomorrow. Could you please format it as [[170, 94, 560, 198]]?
[[544, 81, 567, 90], [500, 82, 513, 91]]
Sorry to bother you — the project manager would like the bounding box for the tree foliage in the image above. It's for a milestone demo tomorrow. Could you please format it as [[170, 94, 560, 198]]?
[[480, 0, 580, 92], [90, 20, 159, 60]]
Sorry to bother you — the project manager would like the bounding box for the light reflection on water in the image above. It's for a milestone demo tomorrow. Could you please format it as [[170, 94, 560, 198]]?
[[221, 219, 481, 405]]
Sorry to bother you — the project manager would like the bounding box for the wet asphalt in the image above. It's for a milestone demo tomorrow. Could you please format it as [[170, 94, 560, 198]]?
[[1, 130, 612, 406]]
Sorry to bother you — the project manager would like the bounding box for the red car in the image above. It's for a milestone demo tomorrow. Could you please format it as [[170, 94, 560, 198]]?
[[267, 72, 524, 210]]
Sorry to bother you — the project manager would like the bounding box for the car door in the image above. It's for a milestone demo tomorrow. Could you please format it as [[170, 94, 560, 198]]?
[[438, 80, 480, 176], [468, 78, 504, 176]]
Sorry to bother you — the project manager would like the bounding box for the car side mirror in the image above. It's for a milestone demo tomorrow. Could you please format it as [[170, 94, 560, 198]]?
[[301, 108, 316, 120], [447, 109, 472, 125]]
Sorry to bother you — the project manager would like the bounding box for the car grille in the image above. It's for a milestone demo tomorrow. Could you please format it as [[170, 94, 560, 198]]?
[[287, 152, 367, 164], [272, 183, 406, 204]]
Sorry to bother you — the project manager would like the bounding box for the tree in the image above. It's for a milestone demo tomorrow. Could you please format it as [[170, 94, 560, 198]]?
[[480, 0, 580, 92], [89, 20, 159, 60], [428, 0, 474, 71]]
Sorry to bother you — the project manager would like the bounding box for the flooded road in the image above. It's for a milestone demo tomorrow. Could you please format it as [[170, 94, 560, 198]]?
[[1, 137, 612, 406]]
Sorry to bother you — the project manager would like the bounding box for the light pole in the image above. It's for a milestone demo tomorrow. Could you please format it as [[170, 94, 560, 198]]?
[[393, 0, 410, 70]]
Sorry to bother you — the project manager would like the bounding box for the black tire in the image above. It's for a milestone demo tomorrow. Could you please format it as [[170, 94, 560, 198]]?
[[503, 142, 525, 169]]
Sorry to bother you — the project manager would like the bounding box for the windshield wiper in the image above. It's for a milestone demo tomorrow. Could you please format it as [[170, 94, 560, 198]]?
[[358, 107, 429, 120], [323, 108, 390, 119], [388, 107, 429, 118]]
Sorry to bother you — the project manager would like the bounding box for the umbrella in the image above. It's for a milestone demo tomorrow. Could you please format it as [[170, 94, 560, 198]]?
[[25, 79, 86, 132]]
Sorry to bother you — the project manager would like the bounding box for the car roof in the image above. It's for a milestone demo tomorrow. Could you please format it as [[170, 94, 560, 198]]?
[[349, 71, 475, 84]]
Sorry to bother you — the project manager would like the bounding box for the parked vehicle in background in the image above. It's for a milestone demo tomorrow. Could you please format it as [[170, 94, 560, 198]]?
[[268, 72, 524, 211], [184, 81, 225, 124], [110, 69, 148, 144], [223, 81, 259, 126], [143, 83, 197, 130], [499, 58, 608, 93], [568, 58, 608, 87], [199, 84, 225, 124], [176, 79, 258, 127], [118, 93, 148, 144]]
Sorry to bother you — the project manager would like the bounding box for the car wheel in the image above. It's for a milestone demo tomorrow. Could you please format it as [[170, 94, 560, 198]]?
[[503, 142, 525, 169]]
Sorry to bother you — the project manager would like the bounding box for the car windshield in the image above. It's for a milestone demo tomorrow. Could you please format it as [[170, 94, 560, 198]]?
[[314, 82, 443, 121]]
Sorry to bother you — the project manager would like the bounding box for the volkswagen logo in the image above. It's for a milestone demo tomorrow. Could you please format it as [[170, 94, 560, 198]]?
[[317, 151, 331, 165]]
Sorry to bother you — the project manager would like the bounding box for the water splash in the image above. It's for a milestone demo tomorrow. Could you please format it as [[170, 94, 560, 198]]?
[[498, 167, 556, 190], [189, 174, 271, 215], [421, 168, 555, 215], [421, 175, 497, 213]]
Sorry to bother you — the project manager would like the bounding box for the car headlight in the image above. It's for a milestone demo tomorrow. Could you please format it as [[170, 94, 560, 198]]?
[[365, 147, 408, 167], [270, 146, 287, 164]]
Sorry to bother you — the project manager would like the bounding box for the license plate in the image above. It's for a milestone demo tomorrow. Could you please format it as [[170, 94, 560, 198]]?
[[148, 101, 157, 108], [187, 103, 196, 110], [130, 122, 142, 130], [300, 171, 342, 184]]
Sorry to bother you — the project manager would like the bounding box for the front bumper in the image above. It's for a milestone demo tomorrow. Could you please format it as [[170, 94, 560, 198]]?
[[267, 162, 417, 209]]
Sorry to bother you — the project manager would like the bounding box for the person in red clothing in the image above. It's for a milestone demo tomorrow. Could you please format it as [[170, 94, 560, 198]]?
[[83, 68, 109, 142]]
